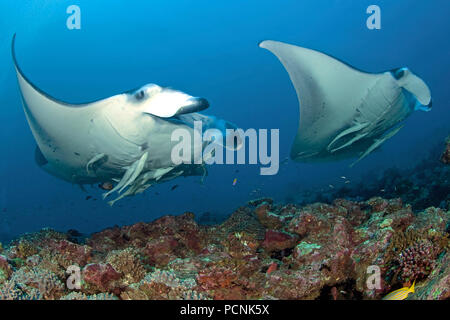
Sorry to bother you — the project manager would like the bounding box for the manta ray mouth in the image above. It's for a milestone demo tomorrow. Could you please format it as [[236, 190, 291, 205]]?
[[155, 97, 209, 125], [141, 92, 210, 118], [176, 97, 209, 116]]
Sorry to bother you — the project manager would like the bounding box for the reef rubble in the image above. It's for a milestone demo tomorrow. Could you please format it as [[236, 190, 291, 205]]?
[[0, 196, 448, 300]]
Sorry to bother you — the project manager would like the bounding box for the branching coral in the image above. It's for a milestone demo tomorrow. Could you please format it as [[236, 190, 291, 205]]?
[[0, 280, 21, 300], [0, 279, 43, 300], [385, 229, 448, 261], [106, 248, 146, 285], [9, 266, 64, 299], [398, 240, 438, 281], [385, 229, 449, 283]]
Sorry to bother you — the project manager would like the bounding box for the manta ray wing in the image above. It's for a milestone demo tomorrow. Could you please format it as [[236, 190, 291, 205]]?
[[12, 35, 123, 183], [259, 40, 380, 161]]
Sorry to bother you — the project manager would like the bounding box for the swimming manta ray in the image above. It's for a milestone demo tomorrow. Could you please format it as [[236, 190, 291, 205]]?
[[259, 40, 432, 166], [12, 35, 239, 205]]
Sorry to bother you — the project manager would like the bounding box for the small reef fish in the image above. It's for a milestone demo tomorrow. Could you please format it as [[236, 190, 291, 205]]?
[[171, 185, 179, 191], [266, 262, 278, 275], [344, 180, 350, 184], [340, 176, 346, 179], [382, 281, 415, 300], [85, 195, 92, 200], [98, 182, 114, 191], [232, 178, 237, 186], [329, 184, 335, 189]]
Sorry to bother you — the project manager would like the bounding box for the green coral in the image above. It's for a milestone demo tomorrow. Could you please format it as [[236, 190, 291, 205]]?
[[380, 218, 393, 228], [295, 242, 321, 256]]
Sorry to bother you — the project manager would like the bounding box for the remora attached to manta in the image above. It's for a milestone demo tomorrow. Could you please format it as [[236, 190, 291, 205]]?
[[259, 40, 432, 166], [12, 35, 240, 205]]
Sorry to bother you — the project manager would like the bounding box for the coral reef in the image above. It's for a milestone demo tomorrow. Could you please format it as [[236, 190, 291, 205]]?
[[0, 139, 448, 300], [0, 195, 447, 300]]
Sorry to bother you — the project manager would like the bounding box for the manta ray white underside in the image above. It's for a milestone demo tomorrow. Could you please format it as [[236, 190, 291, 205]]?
[[12, 35, 238, 205], [259, 40, 432, 165]]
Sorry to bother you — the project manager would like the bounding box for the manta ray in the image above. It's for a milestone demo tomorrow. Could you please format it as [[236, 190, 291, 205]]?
[[12, 35, 239, 205], [259, 40, 432, 166]]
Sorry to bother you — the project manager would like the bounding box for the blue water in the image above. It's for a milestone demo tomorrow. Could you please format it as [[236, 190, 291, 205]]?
[[0, 0, 449, 241]]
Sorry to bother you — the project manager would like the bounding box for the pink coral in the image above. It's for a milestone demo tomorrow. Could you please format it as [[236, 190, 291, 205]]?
[[261, 230, 297, 252], [82, 263, 121, 292], [398, 240, 438, 281]]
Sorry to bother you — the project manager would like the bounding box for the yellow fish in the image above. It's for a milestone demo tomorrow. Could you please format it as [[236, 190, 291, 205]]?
[[382, 281, 415, 300]]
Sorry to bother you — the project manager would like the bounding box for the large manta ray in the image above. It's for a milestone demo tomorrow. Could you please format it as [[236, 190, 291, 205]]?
[[259, 40, 432, 166], [12, 35, 239, 205]]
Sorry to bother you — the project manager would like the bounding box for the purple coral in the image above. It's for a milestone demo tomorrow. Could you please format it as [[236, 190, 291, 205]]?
[[398, 240, 438, 281]]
